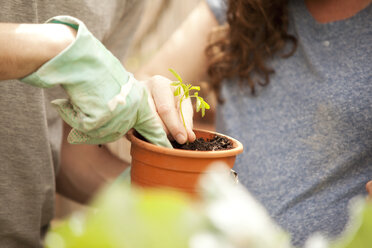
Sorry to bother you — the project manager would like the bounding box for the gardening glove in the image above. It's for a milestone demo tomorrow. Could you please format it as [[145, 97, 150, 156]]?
[[21, 16, 172, 148]]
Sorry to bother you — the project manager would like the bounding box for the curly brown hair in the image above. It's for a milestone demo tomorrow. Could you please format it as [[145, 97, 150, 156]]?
[[206, 0, 297, 100]]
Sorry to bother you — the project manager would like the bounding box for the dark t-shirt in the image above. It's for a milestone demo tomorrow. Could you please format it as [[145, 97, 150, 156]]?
[[206, 0, 372, 246]]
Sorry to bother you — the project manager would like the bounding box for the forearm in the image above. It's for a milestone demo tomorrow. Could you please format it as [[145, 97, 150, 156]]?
[[136, 1, 218, 83], [56, 122, 129, 204], [0, 23, 76, 80]]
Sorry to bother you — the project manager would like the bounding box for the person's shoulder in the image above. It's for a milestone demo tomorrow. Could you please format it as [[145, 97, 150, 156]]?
[[205, 0, 228, 24]]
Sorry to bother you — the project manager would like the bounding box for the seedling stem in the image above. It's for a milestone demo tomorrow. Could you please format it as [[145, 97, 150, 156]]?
[[169, 68, 210, 138]]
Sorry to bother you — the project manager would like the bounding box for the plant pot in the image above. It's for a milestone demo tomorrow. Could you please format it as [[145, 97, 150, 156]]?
[[127, 129, 243, 195]]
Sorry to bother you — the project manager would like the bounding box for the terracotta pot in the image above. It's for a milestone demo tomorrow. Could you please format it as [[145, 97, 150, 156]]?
[[127, 129, 243, 195]]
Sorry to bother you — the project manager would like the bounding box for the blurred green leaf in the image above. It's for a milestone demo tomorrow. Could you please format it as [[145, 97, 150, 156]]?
[[331, 199, 372, 248], [45, 183, 205, 248]]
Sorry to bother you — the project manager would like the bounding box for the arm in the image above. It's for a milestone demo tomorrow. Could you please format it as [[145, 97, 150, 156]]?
[[0, 23, 76, 80], [56, 121, 129, 204], [136, 1, 219, 83]]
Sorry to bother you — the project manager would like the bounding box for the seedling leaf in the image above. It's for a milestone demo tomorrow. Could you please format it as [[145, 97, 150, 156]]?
[[196, 98, 201, 112], [169, 68, 182, 83], [203, 101, 210, 109], [174, 87, 181, 96], [168, 68, 210, 134], [181, 84, 187, 94]]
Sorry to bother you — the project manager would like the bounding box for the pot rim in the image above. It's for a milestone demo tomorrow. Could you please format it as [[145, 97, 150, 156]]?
[[127, 128, 243, 158]]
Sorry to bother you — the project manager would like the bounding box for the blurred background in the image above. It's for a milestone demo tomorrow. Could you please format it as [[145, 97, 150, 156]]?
[[54, 0, 216, 220]]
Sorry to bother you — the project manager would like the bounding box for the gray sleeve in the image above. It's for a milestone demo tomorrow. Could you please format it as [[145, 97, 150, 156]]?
[[205, 0, 227, 24]]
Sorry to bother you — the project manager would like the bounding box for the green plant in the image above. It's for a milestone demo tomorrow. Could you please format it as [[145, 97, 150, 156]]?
[[169, 68, 210, 132]]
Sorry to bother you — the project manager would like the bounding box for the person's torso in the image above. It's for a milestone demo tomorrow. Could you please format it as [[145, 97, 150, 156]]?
[[0, 1, 144, 247], [216, 1, 372, 246]]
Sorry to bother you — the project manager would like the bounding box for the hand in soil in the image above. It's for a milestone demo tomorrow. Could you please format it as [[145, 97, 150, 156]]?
[[141, 75, 195, 144]]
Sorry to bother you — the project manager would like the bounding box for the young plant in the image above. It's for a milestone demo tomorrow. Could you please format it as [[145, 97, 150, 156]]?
[[169, 68, 210, 133]]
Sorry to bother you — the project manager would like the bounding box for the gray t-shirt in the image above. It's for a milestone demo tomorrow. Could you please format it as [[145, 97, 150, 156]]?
[[0, 0, 144, 247], [207, 0, 372, 246]]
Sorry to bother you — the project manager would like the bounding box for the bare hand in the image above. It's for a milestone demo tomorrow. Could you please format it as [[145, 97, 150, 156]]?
[[141, 75, 196, 144]]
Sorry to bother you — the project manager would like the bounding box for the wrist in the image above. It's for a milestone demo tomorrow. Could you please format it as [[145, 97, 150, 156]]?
[[35, 23, 77, 70], [46, 23, 77, 58]]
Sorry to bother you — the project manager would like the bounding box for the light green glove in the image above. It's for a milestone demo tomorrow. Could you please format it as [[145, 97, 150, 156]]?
[[21, 16, 172, 148]]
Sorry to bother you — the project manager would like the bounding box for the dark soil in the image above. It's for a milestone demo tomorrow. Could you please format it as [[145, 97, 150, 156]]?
[[171, 135, 233, 151], [135, 131, 233, 151]]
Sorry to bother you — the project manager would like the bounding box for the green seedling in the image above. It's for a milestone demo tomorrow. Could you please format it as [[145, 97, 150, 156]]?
[[169, 68, 210, 133]]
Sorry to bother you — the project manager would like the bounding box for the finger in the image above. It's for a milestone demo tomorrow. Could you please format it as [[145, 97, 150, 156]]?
[[149, 76, 188, 144]]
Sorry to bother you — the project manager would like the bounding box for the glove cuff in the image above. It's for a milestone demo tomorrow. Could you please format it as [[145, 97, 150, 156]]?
[[21, 16, 129, 93]]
